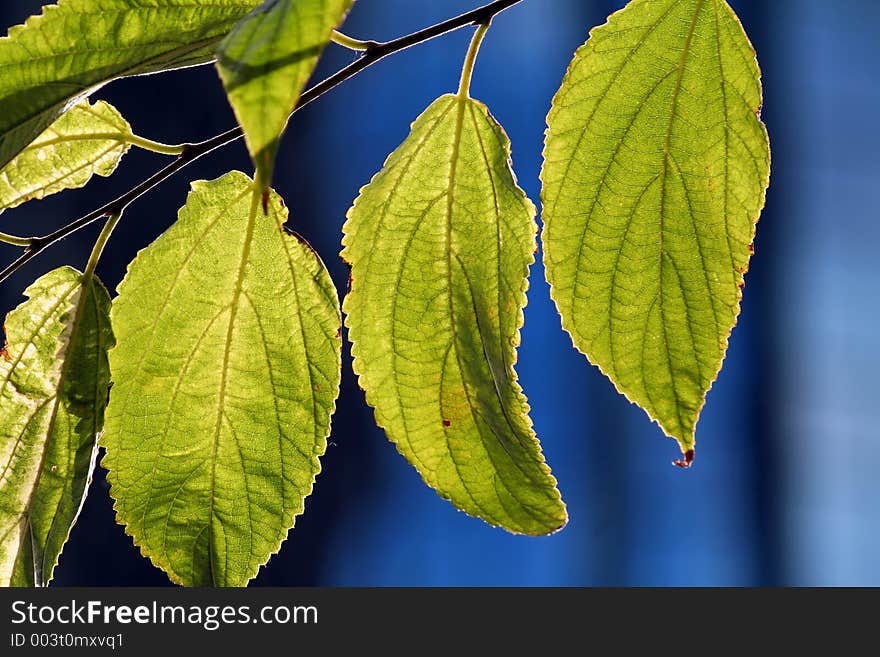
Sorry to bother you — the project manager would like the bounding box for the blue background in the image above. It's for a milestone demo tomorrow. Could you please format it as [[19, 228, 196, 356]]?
[[1, 0, 877, 586]]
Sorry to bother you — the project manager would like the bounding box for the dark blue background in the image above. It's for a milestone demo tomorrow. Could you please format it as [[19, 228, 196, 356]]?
[[1, 1, 877, 586]]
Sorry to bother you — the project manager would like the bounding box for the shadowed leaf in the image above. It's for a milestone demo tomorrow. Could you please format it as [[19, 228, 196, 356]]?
[[216, 0, 355, 188], [0, 0, 263, 170], [343, 95, 567, 535], [0, 267, 113, 586]]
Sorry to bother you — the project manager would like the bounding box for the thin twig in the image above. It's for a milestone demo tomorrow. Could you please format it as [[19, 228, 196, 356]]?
[[0, 0, 525, 286]]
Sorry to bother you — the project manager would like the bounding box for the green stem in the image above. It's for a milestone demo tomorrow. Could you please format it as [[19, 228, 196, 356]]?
[[0, 231, 32, 248], [458, 21, 492, 98], [126, 134, 187, 156], [83, 211, 123, 280], [331, 30, 377, 52], [23, 132, 186, 155]]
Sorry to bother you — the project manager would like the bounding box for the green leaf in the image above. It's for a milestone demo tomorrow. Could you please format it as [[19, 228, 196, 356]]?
[[0, 100, 132, 214], [0, 266, 114, 587], [0, 0, 263, 171], [342, 95, 567, 536], [541, 0, 770, 456], [216, 0, 354, 187], [102, 171, 341, 586]]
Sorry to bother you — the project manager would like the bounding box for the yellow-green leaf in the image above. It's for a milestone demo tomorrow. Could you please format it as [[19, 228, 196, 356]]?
[[102, 171, 341, 586], [0, 0, 263, 171], [0, 100, 132, 214], [541, 0, 771, 456], [216, 0, 354, 188], [343, 95, 567, 536], [0, 266, 114, 586]]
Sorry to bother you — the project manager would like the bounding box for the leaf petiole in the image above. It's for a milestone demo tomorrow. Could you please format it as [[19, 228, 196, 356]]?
[[331, 30, 377, 52], [0, 231, 31, 247], [83, 210, 123, 280], [458, 21, 492, 99], [124, 134, 187, 156]]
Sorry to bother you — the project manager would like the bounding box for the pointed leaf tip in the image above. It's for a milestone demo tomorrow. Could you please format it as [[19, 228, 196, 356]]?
[[673, 450, 696, 469], [0, 266, 113, 586]]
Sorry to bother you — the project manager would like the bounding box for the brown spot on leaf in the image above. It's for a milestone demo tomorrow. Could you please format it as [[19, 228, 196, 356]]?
[[314, 384, 321, 392], [748, 243, 755, 255], [673, 449, 695, 469], [443, 419, 451, 427], [0, 346, 9, 361]]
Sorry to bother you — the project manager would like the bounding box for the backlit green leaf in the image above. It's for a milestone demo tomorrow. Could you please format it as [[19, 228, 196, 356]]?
[[216, 0, 354, 187], [0, 266, 114, 587], [102, 171, 341, 586], [0, 100, 132, 214], [342, 95, 567, 535], [541, 0, 770, 456], [0, 0, 262, 170]]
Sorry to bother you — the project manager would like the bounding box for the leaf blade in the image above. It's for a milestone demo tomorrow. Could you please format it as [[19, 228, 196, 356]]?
[[0, 266, 114, 586], [541, 0, 770, 454], [216, 0, 354, 186], [0, 0, 263, 170], [342, 96, 567, 535], [0, 100, 132, 214], [102, 171, 341, 586]]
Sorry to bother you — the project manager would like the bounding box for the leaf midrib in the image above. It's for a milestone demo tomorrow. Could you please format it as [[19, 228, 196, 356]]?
[[656, 0, 705, 437], [441, 94, 496, 522], [23, 132, 131, 150], [711, 0, 738, 284], [204, 189, 259, 586], [117, 187, 250, 585]]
